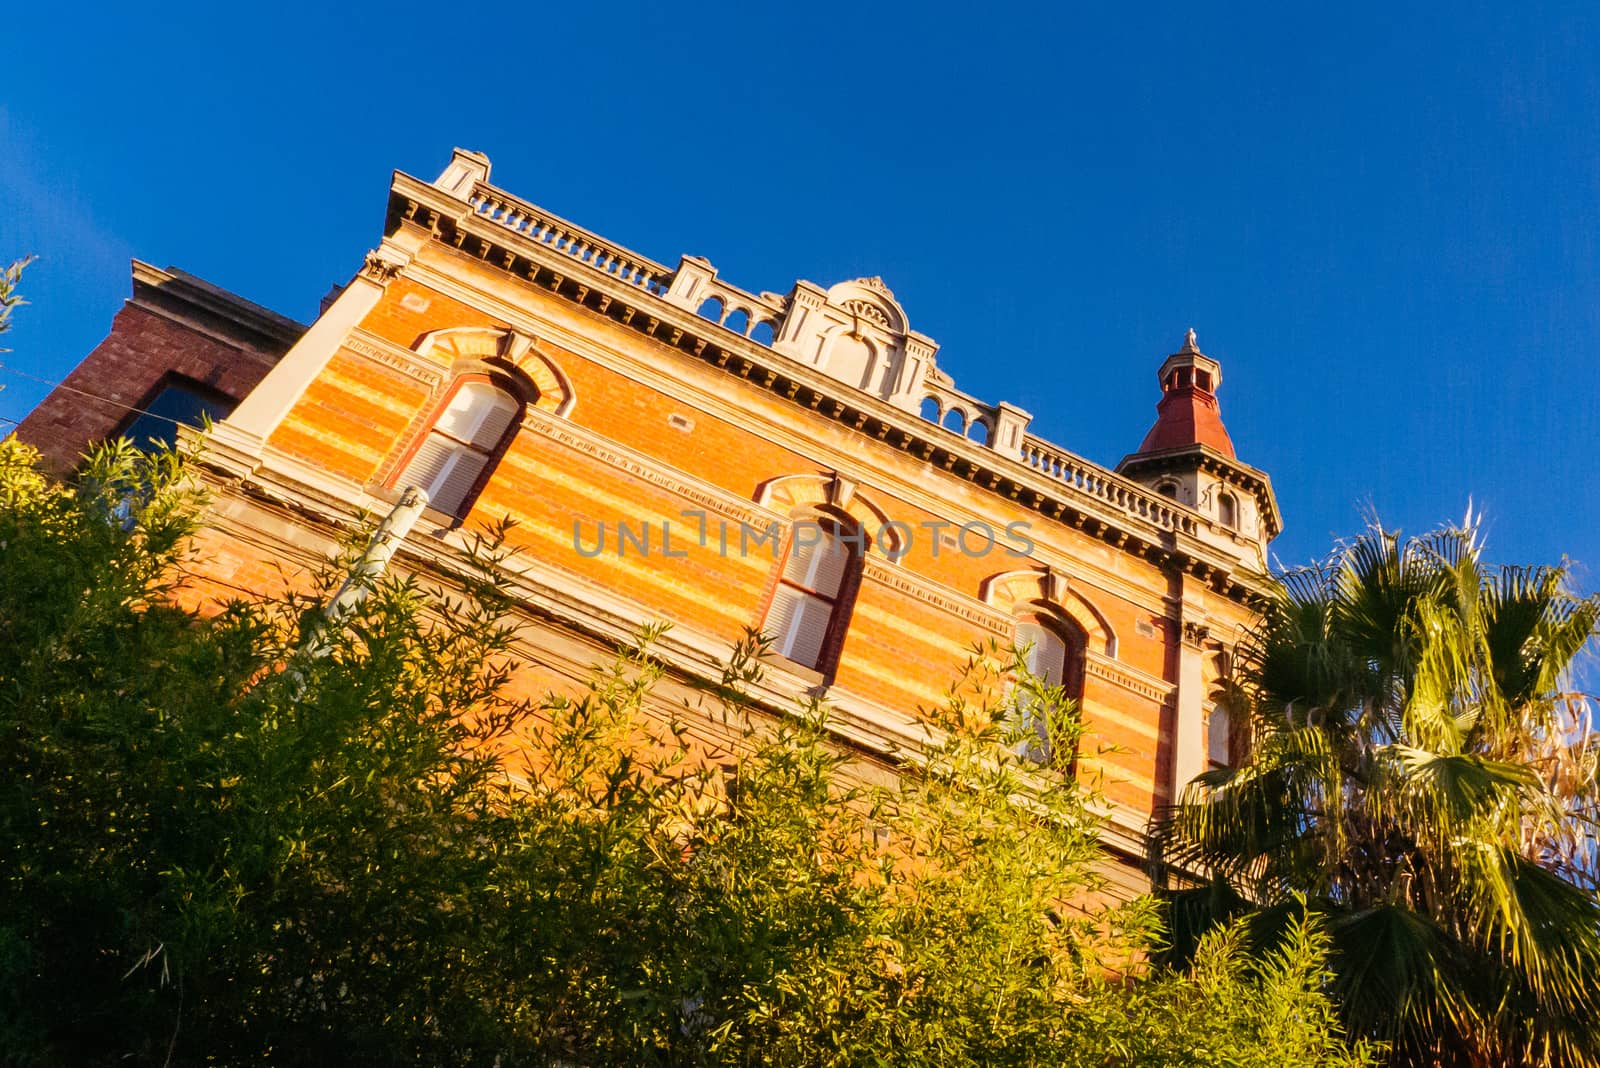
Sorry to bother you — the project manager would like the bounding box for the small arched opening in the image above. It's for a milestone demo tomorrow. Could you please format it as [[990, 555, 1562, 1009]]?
[[1218, 491, 1238, 530]]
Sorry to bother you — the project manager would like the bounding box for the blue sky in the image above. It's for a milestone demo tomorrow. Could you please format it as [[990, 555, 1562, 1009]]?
[[3, 1, 1598, 586]]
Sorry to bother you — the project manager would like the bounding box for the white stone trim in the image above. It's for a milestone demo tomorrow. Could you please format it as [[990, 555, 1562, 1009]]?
[[220, 233, 421, 451], [398, 258, 1187, 620]]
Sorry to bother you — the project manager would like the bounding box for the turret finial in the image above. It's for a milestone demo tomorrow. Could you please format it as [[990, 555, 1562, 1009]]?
[[1182, 327, 1199, 354]]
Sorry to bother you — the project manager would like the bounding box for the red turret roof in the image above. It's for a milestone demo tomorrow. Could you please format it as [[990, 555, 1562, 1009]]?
[[1133, 329, 1236, 458]]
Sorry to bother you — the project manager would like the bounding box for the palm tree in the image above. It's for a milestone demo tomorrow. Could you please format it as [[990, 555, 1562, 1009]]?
[[1150, 517, 1600, 1067]]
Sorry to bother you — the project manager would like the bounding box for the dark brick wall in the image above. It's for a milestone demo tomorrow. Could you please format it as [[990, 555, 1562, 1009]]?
[[14, 263, 302, 473]]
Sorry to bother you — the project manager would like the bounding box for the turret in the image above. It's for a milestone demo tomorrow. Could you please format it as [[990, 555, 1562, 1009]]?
[[1118, 330, 1280, 563]]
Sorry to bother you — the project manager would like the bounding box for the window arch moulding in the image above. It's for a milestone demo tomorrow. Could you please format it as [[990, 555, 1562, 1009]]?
[[753, 472, 906, 561], [979, 568, 1118, 659], [415, 327, 576, 417]]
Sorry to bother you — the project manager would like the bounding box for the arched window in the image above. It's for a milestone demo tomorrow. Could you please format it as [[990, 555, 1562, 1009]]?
[[1207, 705, 1233, 768], [1217, 491, 1238, 530], [1156, 480, 1179, 500], [762, 520, 862, 677], [395, 377, 521, 518], [1013, 614, 1086, 761]]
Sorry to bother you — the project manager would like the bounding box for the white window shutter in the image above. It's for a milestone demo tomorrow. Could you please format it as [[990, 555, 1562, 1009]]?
[[398, 435, 459, 502], [784, 532, 851, 596], [398, 435, 490, 517], [1016, 622, 1066, 686], [469, 391, 519, 448], [428, 448, 490, 516], [432, 383, 489, 440], [1015, 621, 1069, 761], [764, 585, 833, 670], [399, 381, 520, 518], [764, 584, 802, 656], [433, 382, 519, 448]]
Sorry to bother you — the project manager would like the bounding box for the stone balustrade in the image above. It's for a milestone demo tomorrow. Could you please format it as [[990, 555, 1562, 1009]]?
[[687, 276, 786, 343], [457, 175, 1205, 545], [466, 184, 673, 297], [919, 378, 1000, 444], [1021, 435, 1199, 536]]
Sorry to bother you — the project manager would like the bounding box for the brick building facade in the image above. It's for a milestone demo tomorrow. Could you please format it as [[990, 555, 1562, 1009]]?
[[18, 262, 303, 473], [16, 150, 1281, 894]]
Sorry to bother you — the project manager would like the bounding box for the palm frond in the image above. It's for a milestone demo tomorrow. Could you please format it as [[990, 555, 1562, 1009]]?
[[1456, 845, 1600, 1005], [1329, 904, 1466, 1049], [1383, 746, 1538, 824], [1151, 516, 1600, 1064]]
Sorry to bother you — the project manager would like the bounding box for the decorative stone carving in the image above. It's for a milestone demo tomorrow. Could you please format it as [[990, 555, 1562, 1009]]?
[[826, 471, 858, 509], [978, 567, 1119, 657], [842, 299, 891, 329], [768, 277, 935, 412], [361, 251, 404, 284], [414, 327, 575, 417], [753, 473, 904, 558]]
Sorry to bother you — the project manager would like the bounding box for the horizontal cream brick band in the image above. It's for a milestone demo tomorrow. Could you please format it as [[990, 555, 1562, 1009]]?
[[345, 329, 446, 386]]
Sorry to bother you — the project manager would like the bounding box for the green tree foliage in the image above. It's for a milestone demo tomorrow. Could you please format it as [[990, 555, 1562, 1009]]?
[[1151, 518, 1600, 1067], [0, 436, 1370, 1065]]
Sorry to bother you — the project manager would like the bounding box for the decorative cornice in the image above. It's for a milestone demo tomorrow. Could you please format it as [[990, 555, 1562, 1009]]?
[[129, 260, 307, 352], [345, 328, 445, 387], [1086, 651, 1175, 704], [385, 173, 1275, 607], [861, 554, 1015, 636]]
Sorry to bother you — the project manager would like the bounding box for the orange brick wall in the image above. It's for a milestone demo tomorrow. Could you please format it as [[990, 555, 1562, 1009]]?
[[26, 244, 1259, 836], [244, 257, 1208, 818]]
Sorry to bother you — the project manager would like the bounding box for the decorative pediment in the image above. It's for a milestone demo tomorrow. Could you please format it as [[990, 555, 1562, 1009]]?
[[826, 278, 907, 335], [757, 276, 935, 412]]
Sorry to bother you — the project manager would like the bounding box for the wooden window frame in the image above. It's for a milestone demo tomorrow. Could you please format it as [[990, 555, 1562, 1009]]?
[[388, 372, 525, 519], [1013, 611, 1088, 767], [759, 515, 864, 684]]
